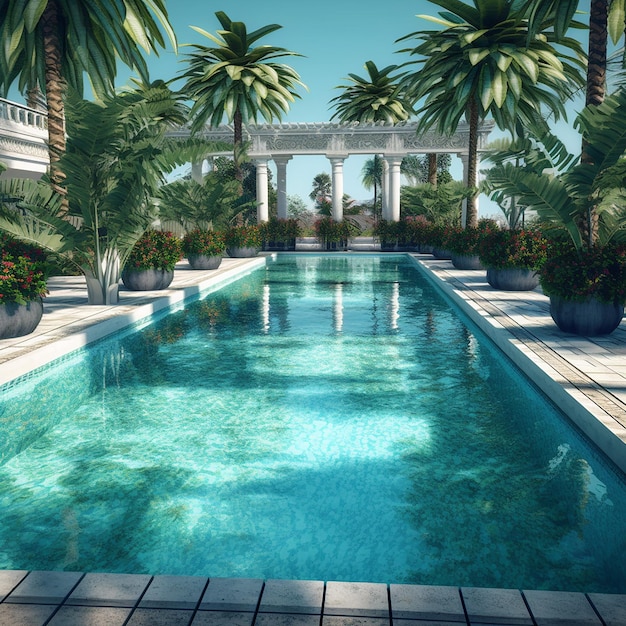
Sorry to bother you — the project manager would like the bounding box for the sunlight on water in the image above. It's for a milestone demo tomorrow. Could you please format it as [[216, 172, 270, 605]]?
[[0, 255, 625, 591]]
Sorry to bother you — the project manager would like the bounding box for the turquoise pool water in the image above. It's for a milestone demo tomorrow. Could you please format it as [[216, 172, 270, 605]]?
[[1, 255, 625, 591]]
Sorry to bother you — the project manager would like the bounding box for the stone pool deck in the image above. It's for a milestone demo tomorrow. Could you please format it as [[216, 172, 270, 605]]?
[[0, 252, 626, 625]]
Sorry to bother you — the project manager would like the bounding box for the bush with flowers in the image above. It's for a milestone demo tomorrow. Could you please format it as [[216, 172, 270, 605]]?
[[540, 242, 626, 304], [182, 229, 225, 257], [124, 230, 183, 272], [0, 233, 48, 306], [314, 217, 353, 246], [445, 219, 499, 256], [224, 224, 262, 250], [477, 228, 548, 271], [260, 218, 301, 249]]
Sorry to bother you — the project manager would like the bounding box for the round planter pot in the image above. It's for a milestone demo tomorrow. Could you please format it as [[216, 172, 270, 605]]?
[[227, 246, 259, 258], [187, 254, 223, 270], [549, 295, 624, 336], [0, 298, 44, 339], [433, 248, 452, 260], [263, 240, 296, 252], [452, 253, 484, 270], [121, 268, 174, 291], [486, 268, 539, 291]]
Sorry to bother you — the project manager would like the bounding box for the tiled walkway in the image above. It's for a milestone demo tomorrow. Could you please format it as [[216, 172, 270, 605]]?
[[1, 253, 626, 625]]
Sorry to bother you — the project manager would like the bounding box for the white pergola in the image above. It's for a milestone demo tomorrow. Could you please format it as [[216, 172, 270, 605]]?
[[170, 120, 495, 223]]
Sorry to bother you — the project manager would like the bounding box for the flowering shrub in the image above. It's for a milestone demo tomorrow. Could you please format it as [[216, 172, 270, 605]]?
[[0, 235, 48, 306], [124, 230, 183, 271], [315, 217, 353, 243], [477, 228, 548, 270], [540, 244, 626, 304], [259, 218, 301, 244], [182, 229, 225, 257], [224, 225, 262, 249], [445, 220, 499, 255]]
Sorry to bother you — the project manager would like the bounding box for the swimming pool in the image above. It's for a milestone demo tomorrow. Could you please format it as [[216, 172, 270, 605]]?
[[0, 254, 624, 591]]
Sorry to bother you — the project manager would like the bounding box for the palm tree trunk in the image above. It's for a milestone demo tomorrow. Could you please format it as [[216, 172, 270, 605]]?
[[41, 0, 66, 193], [233, 108, 244, 184], [581, 0, 608, 248], [428, 153, 437, 186], [465, 98, 479, 228]]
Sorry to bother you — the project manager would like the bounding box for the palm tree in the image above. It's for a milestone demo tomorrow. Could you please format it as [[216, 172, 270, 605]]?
[[180, 11, 305, 180], [396, 0, 586, 227], [361, 156, 383, 220], [329, 61, 413, 124], [309, 172, 332, 208], [401, 154, 453, 186], [0, 83, 227, 305], [0, 0, 176, 186]]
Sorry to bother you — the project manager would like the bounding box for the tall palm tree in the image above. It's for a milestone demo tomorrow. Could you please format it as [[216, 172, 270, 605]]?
[[329, 60, 413, 124], [397, 0, 586, 227], [361, 156, 383, 219], [309, 172, 332, 208], [0, 0, 176, 186], [180, 11, 305, 179]]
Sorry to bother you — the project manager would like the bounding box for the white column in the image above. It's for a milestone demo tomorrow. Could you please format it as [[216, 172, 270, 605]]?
[[191, 160, 204, 183], [387, 156, 402, 222], [382, 158, 390, 220], [458, 152, 470, 227], [329, 156, 346, 222], [274, 156, 292, 219], [255, 157, 270, 223]]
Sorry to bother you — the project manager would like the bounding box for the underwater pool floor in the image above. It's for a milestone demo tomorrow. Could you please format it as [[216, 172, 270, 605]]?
[[1, 253, 626, 624]]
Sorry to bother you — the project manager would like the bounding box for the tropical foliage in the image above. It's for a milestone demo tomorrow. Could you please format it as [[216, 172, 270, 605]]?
[[314, 217, 354, 243], [259, 218, 301, 244], [224, 224, 262, 249], [402, 181, 474, 225], [180, 10, 305, 178], [0, 83, 225, 304], [396, 0, 586, 227], [329, 60, 413, 124], [0, 0, 176, 179], [124, 230, 183, 271]]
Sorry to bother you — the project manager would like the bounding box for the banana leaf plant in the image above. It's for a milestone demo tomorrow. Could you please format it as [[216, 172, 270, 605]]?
[[482, 88, 626, 250], [0, 83, 231, 305]]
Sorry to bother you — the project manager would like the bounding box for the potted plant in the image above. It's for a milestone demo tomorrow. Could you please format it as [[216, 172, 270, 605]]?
[[121, 229, 183, 291], [315, 217, 353, 251], [446, 219, 498, 270], [0, 234, 49, 339], [477, 228, 548, 290], [260, 218, 301, 251], [182, 229, 226, 270], [540, 242, 626, 335], [224, 224, 262, 257], [374, 220, 415, 252]]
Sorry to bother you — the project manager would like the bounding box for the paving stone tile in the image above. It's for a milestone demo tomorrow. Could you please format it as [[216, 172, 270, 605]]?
[[587, 593, 626, 626], [390, 584, 464, 621], [523, 590, 602, 625], [125, 607, 194, 625], [191, 611, 254, 625], [65, 572, 152, 607], [0, 570, 28, 602], [324, 582, 388, 618], [46, 604, 131, 625], [322, 617, 390, 625], [255, 614, 322, 625], [139, 575, 207, 609], [394, 621, 463, 626], [0, 602, 57, 626], [199, 578, 263, 612], [258, 579, 324, 615], [4, 570, 83, 604], [462, 587, 532, 625]]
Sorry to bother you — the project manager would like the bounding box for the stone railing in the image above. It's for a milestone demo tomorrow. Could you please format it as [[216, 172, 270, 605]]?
[[0, 98, 47, 130]]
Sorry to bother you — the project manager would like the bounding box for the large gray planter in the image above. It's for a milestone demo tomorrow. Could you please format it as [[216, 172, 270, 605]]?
[[452, 254, 484, 270], [550, 295, 624, 336], [121, 268, 174, 291], [433, 248, 452, 260], [486, 268, 539, 291], [0, 298, 43, 339], [187, 254, 223, 270], [227, 247, 259, 258]]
